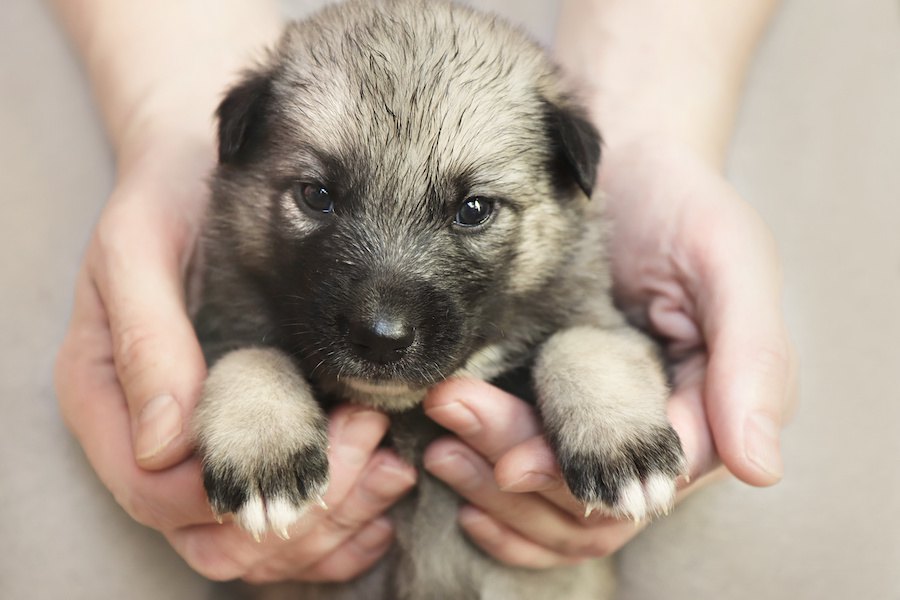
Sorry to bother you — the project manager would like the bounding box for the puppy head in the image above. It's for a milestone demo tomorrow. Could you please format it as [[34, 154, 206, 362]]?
[[207, 0, 600, 407]]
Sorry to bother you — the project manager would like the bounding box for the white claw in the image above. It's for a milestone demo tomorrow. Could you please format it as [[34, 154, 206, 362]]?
[[276, 527, 291, 541], [618, 479, 647, 522], [235, 495, 268, 542], [315, 495, 329, 511], [584, 505, 595, 519], [265, 497, 305, 536], [644, 473, 677, 517]]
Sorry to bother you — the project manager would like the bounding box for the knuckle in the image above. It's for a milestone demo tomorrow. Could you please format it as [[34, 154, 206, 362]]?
[[113, 323, 160, 385], [756, 339, 791, 371], [53, 339, 80, 426], [177, 533, 249, 581], [95, 201, 141, 253], [241, 570, 277, 585], [324, 511, 366, 533], [186, 552, 248, 582], [114, 487, 161, 529], [578, 538, 616, 559], [312, 561, 365, 583], [562, 531, 617, 559]]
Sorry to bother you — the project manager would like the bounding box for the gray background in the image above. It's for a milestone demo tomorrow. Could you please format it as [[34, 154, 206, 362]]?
[[2, 0, 898, 598]]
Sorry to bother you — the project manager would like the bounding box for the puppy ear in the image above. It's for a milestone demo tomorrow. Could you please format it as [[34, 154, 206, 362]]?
[[544, 100, 602, 199], [216, 70, 273, 165]]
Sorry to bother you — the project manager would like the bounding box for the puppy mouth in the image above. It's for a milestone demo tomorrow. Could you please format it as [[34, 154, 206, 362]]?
[[301, 342, 451, 390], [341, 377, 418, 395]]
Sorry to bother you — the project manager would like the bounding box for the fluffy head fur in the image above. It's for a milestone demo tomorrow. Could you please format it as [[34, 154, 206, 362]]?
[[199, 0, 602, 410], [194, 2, 684, 599]]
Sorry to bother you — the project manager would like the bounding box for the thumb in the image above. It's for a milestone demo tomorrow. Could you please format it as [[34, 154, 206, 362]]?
[[93, 201, 207, 470], [700, 207, 796, 486]]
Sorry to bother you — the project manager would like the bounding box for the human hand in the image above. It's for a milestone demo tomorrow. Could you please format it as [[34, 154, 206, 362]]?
[[164, 405, 416, 583], [423, 136, 797, 566], [54, 140, 415, 582]]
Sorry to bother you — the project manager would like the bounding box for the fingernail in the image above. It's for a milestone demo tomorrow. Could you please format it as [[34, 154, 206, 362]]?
[[424, 400, 481, 436], [135, 394, 182, 461], [500, 470, 559, 493], [334, 408, 386, 467], [423, 450, 483, 491], [355, 517, 394, 552], [364, 457, 417, 498], [458, 505, 493, 532], [745, 412, 784, 481]]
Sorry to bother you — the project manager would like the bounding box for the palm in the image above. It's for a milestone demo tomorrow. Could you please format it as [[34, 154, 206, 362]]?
[[599, 140, 791, 484]]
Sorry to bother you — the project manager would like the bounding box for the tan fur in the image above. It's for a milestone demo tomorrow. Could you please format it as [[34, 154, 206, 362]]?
[[195, 347, 328, 537], [192, 1, 684, 598]]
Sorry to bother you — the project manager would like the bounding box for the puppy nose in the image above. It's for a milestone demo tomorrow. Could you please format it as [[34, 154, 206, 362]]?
[[348, 315, 415, 364]]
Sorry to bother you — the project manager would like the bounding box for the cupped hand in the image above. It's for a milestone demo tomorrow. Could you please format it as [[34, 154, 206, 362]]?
[[424, 136, 797, 567], [54, 140, 415, 582]]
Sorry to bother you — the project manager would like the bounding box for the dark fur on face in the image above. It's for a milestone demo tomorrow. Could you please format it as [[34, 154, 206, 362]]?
[[193, 2, 683, 599], [199, 0, 601, 407]]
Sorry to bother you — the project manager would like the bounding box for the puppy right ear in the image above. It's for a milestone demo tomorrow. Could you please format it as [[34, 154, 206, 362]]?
[[542, 98, 602, 199], [216, 70, 273, 165]]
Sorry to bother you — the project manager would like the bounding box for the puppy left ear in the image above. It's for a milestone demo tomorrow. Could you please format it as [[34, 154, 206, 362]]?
[[544, 100, 602, 199], [216, 69, 274, 165]]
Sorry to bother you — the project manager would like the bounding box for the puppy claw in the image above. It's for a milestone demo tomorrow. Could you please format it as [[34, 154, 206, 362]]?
[[201, 441, 329, 539], [584, 505, 595, 519], [265, 496, 307, 536], [315, 495, 329, 511]]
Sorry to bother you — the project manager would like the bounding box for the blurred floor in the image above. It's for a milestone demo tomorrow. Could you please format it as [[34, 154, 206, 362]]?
[[1, 0, 897, 598]]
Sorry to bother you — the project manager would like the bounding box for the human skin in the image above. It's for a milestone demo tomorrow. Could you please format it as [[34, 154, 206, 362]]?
[[53, 0, 796, 581], [53, 0, 418, 582], [423, 0, 797, 567]]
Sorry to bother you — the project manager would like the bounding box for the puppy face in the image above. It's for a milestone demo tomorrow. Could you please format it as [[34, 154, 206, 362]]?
[[206, 0, 600, 403]]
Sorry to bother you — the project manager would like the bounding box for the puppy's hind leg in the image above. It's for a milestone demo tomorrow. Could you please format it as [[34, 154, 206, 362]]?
[[194, 347, 329, 540], [534, 326, 686, 521]]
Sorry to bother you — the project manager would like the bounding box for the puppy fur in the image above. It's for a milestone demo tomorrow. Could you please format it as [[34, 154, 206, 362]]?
[[193, 1, 685, 598]]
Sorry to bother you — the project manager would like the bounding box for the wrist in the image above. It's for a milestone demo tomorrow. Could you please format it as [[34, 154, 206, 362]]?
[[115, 112, 216, 177], [555, 0, 779, 171]]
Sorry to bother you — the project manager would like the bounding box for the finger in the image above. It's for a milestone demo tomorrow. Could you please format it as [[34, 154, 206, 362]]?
[[494, 396, 711, 520], [292, 450, 415, 569], [167, 448, 410, 583], [318, 405, 394, 508], [164, 405, 392, 579], [424, 438, 610, 557], [317, 450, 416, 539], [298, 517, 395, 583], [424, 378, 542, 462], [56, 269, 215, 529], [665, 352, 719, 482], [698, 205, 794, 486], [92, 200, 206, 469], [492, 436, 628, 520], [458, 505, 584, 569]]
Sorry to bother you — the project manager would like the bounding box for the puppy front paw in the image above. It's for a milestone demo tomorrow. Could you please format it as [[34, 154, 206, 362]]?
[[555, 425, 686, 522], [193, 347, 330, 540], [201, 440, 329, 540]]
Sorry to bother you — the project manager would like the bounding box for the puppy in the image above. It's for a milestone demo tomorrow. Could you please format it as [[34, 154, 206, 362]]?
[[193, 1, 685, 598]]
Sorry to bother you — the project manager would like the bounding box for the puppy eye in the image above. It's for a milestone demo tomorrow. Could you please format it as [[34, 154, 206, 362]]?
[[294, 183, 334, 214], [454, 197, 495, 228]]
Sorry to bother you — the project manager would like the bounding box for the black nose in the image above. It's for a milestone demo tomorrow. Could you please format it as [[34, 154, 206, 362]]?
[[347, 315, 415, 364]]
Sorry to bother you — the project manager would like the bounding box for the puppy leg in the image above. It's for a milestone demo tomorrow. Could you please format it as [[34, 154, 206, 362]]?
[[534, 326, 686, 521], [194, 347, 329, 539]]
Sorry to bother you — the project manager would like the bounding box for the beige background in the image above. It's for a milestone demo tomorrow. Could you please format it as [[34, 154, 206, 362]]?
[[1, 0, 898, 598]]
